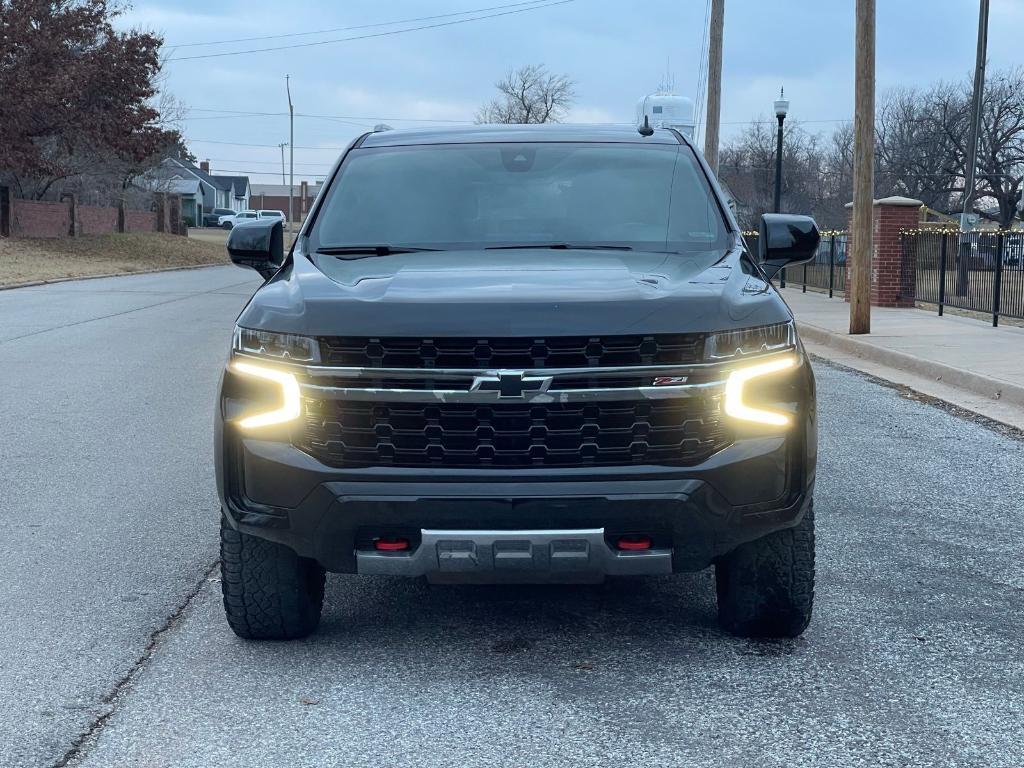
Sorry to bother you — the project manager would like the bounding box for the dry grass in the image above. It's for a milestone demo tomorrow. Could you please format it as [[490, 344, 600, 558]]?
[[0, 232, 229, 287]]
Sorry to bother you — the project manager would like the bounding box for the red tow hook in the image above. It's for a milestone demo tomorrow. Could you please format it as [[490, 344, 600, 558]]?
[[374, 537, 410, 552], [615, 535, 653, 551]]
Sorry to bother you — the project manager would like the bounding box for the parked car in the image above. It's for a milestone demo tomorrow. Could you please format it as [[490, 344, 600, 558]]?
[[218, 210, 258, 229], [202, 208, 236, 228], [257, 209, 286, 222], [963, 234, 1001, 270], [1005, 235, 1024, 268], [217, 124, 820, 641]]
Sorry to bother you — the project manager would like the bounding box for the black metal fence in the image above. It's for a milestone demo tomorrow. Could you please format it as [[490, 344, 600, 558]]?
[[744, 229, 1024, 325], [744, 231, 849, 297], [793, 232, 849, 298], [901, 230, 1024, 325]]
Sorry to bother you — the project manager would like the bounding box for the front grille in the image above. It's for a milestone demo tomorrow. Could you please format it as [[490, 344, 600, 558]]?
[[319, 334, 704, 369], [297, 399, 731, 469]]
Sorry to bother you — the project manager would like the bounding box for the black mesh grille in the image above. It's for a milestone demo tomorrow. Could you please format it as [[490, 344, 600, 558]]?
[[297, 399, 730, 468], [319, 335, 704, 369]]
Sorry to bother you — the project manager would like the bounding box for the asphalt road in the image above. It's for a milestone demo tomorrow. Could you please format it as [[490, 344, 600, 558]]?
[[1, 267, 1022, 767]]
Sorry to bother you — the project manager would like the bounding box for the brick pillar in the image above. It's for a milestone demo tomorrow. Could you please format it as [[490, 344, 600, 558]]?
[[154, 193, 166, 233], [845, 196, 922, 307], [0, 186, 10, 237], [169, 194, 184, 235], [60, 193, 79, 236]]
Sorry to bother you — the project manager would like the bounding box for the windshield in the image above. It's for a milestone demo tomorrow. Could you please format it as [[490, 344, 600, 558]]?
[[309, 142, 730, 254]]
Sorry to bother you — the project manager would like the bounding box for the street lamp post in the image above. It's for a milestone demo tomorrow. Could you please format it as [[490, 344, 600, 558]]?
[[773, 87, 789, 285]]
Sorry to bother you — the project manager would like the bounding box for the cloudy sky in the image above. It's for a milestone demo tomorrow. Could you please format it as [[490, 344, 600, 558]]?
[[119, 0, 1023, 183]]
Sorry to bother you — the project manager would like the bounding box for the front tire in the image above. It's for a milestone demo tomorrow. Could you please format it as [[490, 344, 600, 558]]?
[[220, 516, 326, 640], [715, 502, 815, 638]]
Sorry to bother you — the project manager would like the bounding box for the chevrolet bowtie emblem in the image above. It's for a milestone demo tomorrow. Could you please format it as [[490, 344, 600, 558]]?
[[470, 371, 554, 399]]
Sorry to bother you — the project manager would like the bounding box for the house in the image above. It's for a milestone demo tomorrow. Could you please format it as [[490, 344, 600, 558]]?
[[143, 158, 250, 225], [200, 162, 251, 213]]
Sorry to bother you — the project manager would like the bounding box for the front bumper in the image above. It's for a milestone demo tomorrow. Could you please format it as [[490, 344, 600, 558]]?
[[217, 424, 815, 577], [358, 528, 674, 583]]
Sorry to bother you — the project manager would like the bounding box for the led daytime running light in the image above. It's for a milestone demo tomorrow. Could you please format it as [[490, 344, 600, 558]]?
[[231, 361, 301, 429], [724, 354, 797, 427]]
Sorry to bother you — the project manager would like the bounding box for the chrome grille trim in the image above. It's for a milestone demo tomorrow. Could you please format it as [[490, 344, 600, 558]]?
[[298, 380, 724, 403]]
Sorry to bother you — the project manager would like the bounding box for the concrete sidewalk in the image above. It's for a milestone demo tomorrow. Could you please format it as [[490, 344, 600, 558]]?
[[781, 287, 1024, 429]]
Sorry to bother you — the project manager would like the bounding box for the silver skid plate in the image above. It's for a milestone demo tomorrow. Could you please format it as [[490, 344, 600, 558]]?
[[356, 528, 673, 584]]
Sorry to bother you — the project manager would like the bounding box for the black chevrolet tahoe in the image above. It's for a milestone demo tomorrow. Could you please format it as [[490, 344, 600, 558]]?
[[216, 124, 820, 641]]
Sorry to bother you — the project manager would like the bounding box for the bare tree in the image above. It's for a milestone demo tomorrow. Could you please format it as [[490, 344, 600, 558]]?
[[872, 70, 1023, 226], [718, 120, 839, 229], [476, 64, 575, 124], [973, 69, 1024, 226], [718, 68, 1024, 231], [874, 87, 958, 211]]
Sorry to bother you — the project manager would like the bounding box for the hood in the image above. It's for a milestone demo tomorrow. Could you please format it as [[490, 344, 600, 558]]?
[[235, 247, 793, 337]]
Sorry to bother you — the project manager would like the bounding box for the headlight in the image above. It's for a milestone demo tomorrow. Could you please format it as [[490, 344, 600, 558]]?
[[229, 360, 301, 429], [705, 321, 795, 361], [724, 354, 797, 427], [233, 326, 320, 363]]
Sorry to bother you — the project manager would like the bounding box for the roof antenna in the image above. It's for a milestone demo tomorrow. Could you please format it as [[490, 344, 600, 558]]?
[[638, 114, 654, 137]]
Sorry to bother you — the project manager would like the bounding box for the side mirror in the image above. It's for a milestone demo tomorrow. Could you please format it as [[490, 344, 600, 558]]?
[[227, 219, 284, 279], [758, 213, 820, 279]]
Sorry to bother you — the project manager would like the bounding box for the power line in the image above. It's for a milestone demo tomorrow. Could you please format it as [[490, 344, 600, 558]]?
[[169, 0, 555, 48], [167, 0, 578, 62], [186, 138, 350, 149], [693, 0, 712, 140], [201, 157, 332, 167], [184, 107, 471, 124]]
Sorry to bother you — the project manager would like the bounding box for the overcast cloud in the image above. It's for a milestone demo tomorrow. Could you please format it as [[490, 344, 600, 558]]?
[[118, 0, 1023, 183]]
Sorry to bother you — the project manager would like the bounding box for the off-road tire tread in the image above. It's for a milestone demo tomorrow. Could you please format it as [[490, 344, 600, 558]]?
[[715, 502, 815, 638], [220, 516, 325, 640]]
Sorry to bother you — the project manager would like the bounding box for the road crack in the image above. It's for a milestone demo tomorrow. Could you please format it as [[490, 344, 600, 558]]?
[[51, 560, 220, 768]]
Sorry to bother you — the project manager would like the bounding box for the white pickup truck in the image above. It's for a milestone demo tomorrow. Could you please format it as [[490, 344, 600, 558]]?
[[218, 210, 285, 229]]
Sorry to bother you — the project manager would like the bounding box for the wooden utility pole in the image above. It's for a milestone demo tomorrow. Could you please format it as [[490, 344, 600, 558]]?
[[955, 0, 990, 295], [703, 0, 725, 173], [849, 0, 875, 335], [286, 74, 295, 232]]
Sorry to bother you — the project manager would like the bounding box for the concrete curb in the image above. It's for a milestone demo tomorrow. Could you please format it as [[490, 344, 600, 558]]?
[[0, 261, 229, 292], [797, 321, 1024, 409]]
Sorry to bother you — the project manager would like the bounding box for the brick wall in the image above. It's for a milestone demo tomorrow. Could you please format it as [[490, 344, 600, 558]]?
[[125, 210, 158, 232], [2, 191, 167, 238], [846, 196, 922, 308], [12, 199, 71, 238], [79, 205, 118, 235], [248, 193, 317, 221]]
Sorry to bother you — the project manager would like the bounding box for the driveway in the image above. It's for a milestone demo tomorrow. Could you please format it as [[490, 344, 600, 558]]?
[[0, 267, 1021, 767]]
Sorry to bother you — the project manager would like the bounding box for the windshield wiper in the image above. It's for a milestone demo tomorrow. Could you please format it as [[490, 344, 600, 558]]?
[[484, 243, 633, 251], [315, 245, 440, 259]]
